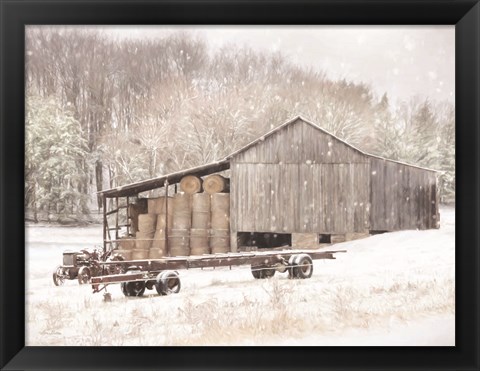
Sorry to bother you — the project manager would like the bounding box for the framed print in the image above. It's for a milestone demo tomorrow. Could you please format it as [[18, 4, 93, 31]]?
[[1, 0, 479, 370]]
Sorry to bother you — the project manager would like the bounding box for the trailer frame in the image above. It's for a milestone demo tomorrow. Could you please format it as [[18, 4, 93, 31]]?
[[91, 249, 346, 297]]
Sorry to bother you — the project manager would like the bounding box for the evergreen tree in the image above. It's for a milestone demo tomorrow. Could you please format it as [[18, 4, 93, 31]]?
[[26, 93, 90, 221]]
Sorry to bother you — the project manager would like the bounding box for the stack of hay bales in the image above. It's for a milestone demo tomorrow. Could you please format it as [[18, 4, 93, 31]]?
[[128, 199, 148, 235], [169, 193, 192, 256], [128, 197, 173, 260], [190, 193, 210, 255], [125, 174, 231, 259], [147, 197, 172, 259], [133, 213, 156, 259], [178, 173, 231, 255], [209, 192, 230, 254], [149, 213, 172, 258], [115, 237, 136, 260]]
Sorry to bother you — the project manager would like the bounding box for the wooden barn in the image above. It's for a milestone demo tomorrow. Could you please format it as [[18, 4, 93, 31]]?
[[98, 116, 439, 256]]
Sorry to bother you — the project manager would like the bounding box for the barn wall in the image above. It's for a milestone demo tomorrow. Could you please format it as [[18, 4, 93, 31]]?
[[230, 118, 439, 246], [231, 162, 371, 234], [369, 158, 439, 231], [230, 119, 371, 236]]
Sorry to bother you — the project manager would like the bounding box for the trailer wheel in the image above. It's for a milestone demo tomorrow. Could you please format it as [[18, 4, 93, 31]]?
[[77, 267, 91, 285], [121, 281, 146, 297], [155, 271, 181, 295], [287, 256, 298, 279], [121, 268, 146, 297], [251, 265, 276, 279], [52, 266, 65, 286], [289, 254, 313, 279], [251, 265, 262, 279]]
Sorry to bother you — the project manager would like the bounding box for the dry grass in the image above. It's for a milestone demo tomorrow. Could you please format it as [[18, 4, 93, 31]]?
[[27, 273, 454, 346]]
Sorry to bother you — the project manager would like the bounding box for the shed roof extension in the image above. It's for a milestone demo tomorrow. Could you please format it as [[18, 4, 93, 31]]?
[[98, 160, 230, 198]]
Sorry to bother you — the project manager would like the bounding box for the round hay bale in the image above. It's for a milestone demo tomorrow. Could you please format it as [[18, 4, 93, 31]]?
[[192, 193, 210, 212], [147, 197, 173, 215], [131, 249, 149, 260], [211, 193, 230, 210], [173, 192, 191, 212], [211, 211, 230, 229], [172, 212, 191, 229], [172, 193, 192, 229], [168, 229, 189, 256], [151, 234, 166, 250], [156, 213, 173, 232], [180, 175, 203, 194], [210, 229, 230, 254], [203, 174, 229, 194], [149, 248, 166, 259], [138, 213, 157, 234], [190, 229, 209, 255], [169, 247, 189, 257], [115, 249, 133, 260], [192, 211, 210, 229], [211, 193, 230, 229], [136, 231, 154, 249], [117, 238, 135, 250], [190, 247, 210, 256]]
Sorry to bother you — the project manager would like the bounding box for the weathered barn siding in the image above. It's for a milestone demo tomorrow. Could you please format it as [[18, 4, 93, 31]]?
[[230, 119, 372, 241], [231, 162, 371, 234], [369, 158, 438, 231], [233, 119, 366, 164]]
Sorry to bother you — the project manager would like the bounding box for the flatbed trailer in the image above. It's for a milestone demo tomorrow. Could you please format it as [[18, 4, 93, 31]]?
[[91, 248, 346, 298]]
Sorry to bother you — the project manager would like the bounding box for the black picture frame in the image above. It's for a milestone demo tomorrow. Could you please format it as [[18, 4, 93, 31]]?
[[1, 1, 478, 370]]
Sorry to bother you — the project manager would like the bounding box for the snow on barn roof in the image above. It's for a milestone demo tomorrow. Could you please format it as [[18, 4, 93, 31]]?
[[99, 115, 438, 198], [225, 115, 439, 173]]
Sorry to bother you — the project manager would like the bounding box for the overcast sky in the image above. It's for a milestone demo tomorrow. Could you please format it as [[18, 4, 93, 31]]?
[[99, 25, 454, 105]]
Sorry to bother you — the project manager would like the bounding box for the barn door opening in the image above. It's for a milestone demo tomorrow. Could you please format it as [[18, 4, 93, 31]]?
[[237, 232, 292, 250]]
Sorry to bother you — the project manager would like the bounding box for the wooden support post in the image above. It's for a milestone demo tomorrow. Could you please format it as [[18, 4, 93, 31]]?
[[102, 196, 107, 253], [126, 196, 130, 236], [230, 231, 238, 253], [165, 179, 169, 256], [115, 197, 119, 240]]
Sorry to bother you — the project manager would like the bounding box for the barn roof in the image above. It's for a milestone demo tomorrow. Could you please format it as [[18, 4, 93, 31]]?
[[225, 115, 439, 173], [99, 115, 437, 198]]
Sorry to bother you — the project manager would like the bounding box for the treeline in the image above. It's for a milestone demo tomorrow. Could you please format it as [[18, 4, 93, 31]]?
[[25, 28, 455, 221]]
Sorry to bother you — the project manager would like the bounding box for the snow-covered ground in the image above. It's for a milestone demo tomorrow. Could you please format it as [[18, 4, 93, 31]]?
[[25, 206, 455, 346]]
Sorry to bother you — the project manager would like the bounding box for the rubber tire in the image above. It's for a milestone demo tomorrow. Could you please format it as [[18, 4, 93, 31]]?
[[251, 265, 276, 279], [77, 266, 91, 285], [251, 265, 263, 279], [155, 271, 181, 295], [53, 266, 65, 286], [287, 255, 298, 279], [121, 267, 146, 297], [292, 254, 314, 279], [121, 281, 146, 297]]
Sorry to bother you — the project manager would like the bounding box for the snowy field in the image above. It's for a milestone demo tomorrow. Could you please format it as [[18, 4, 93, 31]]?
[[25, 206, 455, 346]]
